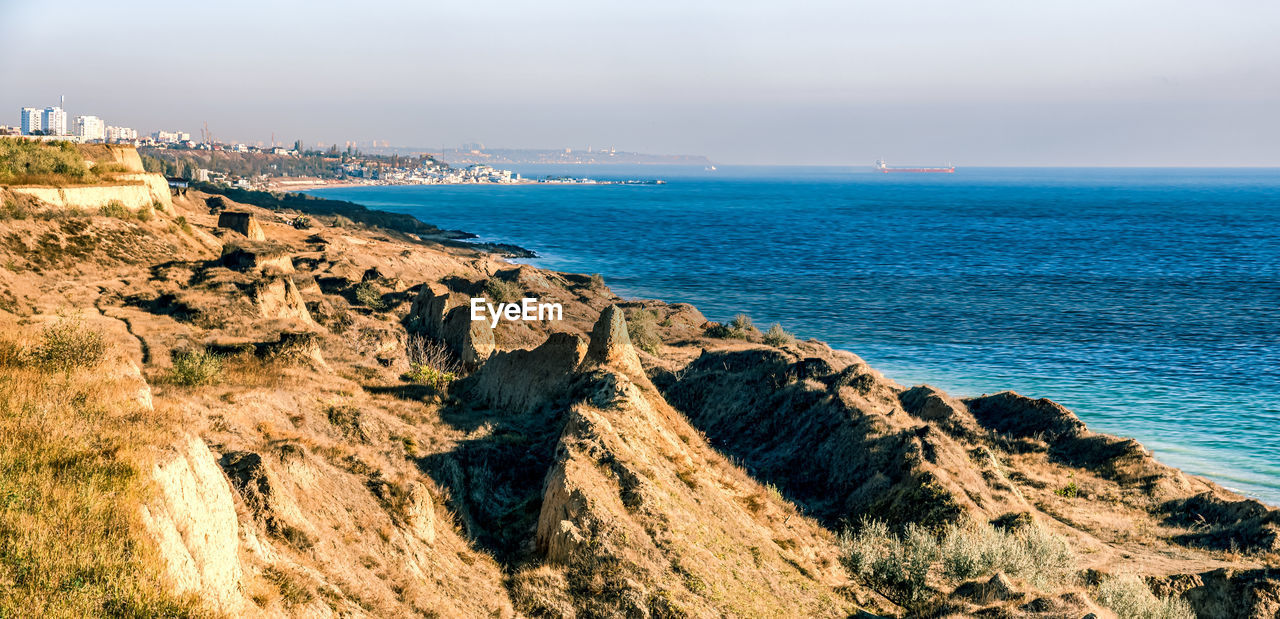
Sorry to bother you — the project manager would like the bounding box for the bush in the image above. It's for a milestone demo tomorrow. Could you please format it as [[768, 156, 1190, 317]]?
[[404, 335, 459, 390], [168, 349, 223, 386], [291, 214, 311, 229], [484, 277, 522, 304], [1096, 574, 1194, 619], [353, 282, 386, 310], [762, 323, 795, 347], [33, 316, 107, 371], [135, 204, 154, 222], [1055, 475, 1080, 499], [938, 521, 1075, 588], [842, 519, 1077, 613], [840, 520, 940, 613], [99, 200, 129, 219], [174, 215, 192, 234], [588, 273, 606, 289], [627, 309, 663, 354], [730, 313, 754, 332]]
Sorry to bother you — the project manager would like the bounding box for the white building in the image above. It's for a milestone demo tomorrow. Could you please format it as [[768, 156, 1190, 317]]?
[[20, 108, 41, 135], [153, 130, 191, 144], [105, 125, 138, 142], [75, 115, 106, 142], [41, 106, 67, 136]]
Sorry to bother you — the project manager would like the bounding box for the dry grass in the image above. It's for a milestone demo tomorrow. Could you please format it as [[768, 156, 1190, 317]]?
[[404, 335, 459, 391], [1095, 574, 1194, 619], [840, 518, 1076, 613], [0, 328, 203, 616], [626, 309, 663, 355]]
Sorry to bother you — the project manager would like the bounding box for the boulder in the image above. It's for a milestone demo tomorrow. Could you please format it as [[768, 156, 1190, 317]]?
[[216, 211, 265, 240], [441, 305, 494, 368]]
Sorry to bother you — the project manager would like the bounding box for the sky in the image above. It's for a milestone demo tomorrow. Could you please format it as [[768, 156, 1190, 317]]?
[[2, 0, 1278, 165]]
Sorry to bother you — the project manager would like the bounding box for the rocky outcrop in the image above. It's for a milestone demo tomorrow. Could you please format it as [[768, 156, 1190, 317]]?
[[405, 282, 459, 338], [468, 332, 587, 413], [405, 481, 436, 545], [965, 391, 1087, 442], [217, 211, 266, 240], [441, 305, 494, 368], [221, 240, 294, 274], [525, 308, 867, 618], [252, 276, 312, 324], [139, 435, 245, 613]]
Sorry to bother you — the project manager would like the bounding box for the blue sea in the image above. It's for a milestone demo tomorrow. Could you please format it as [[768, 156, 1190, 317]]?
[[309, 166, 1280, 505]]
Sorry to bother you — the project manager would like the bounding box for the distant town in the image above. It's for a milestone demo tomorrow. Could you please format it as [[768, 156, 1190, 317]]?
[[4, 97, 669, 190]]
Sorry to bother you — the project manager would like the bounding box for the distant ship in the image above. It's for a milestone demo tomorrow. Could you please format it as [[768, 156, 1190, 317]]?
[[874, 159, 954, 173]]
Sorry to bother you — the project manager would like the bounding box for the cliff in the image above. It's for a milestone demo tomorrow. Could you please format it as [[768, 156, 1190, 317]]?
[[0, 146, 1277, 617]]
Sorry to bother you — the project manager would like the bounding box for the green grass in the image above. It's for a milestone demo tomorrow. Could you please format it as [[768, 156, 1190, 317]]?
[[353, 282, 386, 310], [167, 350, 223, 387], [0, 139, 96, 186], [404, 364, 456, 391]]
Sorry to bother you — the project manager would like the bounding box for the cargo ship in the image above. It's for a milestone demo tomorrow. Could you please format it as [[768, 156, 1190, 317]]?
[[874, 159, 954, 173]]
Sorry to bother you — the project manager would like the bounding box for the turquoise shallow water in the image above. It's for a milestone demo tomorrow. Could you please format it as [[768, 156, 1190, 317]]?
[[309, 166, 1280, 504]]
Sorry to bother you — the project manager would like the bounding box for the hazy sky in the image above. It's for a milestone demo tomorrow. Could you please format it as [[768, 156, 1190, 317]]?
[[3, 0, 1278, 165]]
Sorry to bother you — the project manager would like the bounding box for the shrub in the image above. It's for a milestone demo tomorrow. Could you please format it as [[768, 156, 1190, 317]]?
[[33, 316, 107, 371], [174, 215, 192, 234], [135, 204, 154, 222], [842, 519, 1077, 613], [588, 273, 606, 289], [484, 277, 522, 304], [168, 349, 223, 386], [627, 309, 663, 355], [404, 335, 459, 391], [938, 521, 1075, 588], [762, 323, 795, 347], [99, 200, 129, 219], [353, 281, 386, 310], [1096, 574, 1194, 619], [1055, 475, 1079, 499], [151, 199, 165, 213], [730, 313, 755, 332], [291, 214, 311, 229], [840, 520, 940, 613]]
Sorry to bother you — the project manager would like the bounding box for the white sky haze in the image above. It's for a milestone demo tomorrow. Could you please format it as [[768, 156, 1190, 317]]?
[[2, 0, 1277, 165]]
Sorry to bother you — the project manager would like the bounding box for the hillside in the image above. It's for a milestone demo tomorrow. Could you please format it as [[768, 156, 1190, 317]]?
[[0, 143, 1277, 617]]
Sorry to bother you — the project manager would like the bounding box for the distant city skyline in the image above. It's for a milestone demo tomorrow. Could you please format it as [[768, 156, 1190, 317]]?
[[2, 0, 1278, 166]]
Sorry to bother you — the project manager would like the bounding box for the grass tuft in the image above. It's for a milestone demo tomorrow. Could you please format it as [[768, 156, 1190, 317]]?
[[762, 323, 795, 347], [33, 315, 107, 372], [626, 309, 663, 355], [353, 282, 386, 310], [483, 277, 522, 304], [168, 349, 223, 387], [1095, 574, 1194, 619]]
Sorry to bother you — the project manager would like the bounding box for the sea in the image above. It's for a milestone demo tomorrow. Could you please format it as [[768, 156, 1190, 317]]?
[[308, 165, 1280, 505]]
